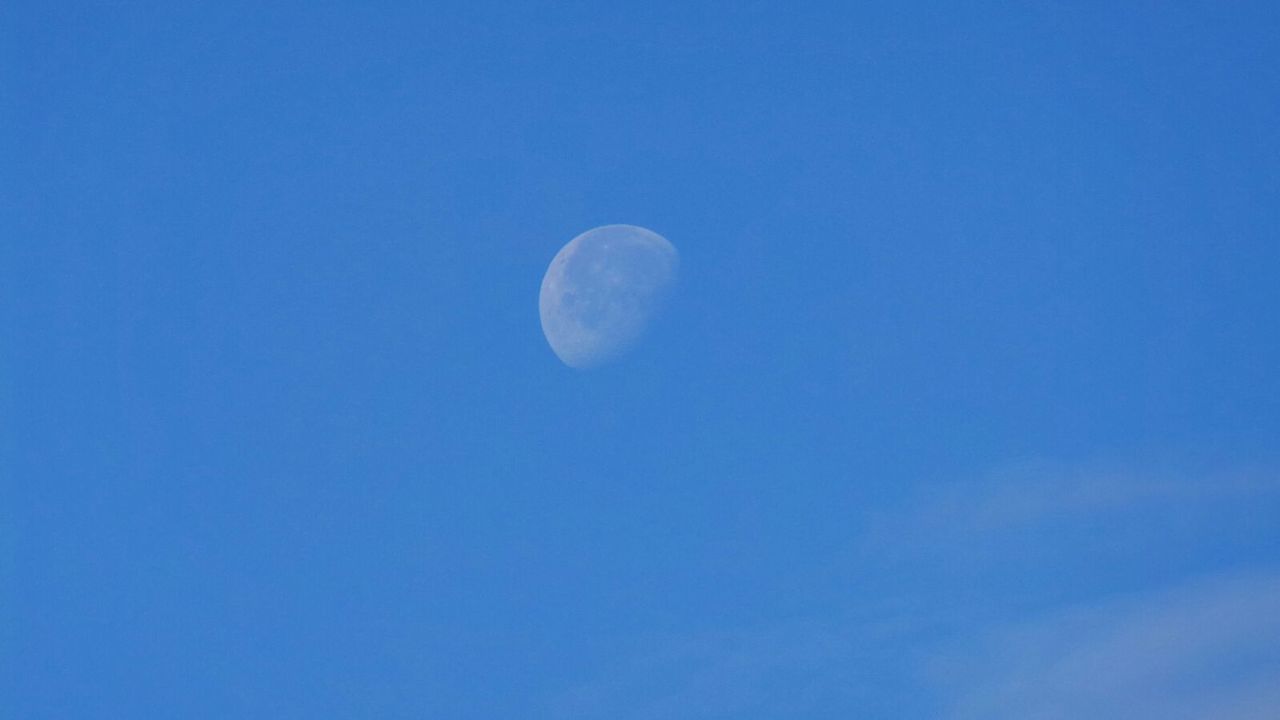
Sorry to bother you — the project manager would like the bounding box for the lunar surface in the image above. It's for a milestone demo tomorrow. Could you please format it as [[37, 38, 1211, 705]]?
[[539, 224, 679, 369]]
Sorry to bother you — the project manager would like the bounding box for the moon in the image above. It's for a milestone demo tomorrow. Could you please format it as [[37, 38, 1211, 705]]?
[[539, 224, 679, 369]]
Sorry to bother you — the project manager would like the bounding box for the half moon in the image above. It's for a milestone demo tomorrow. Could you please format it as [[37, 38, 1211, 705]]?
[[539, 224, 679, 369]]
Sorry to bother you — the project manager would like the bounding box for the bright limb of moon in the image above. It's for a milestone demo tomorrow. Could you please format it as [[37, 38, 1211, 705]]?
[[539, 224, 679, 369]]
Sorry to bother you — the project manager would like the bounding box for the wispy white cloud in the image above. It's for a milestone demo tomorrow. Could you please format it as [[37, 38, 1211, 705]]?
[[938, 570, 1280, 720], [548, 461, 1280, 719], [856, 459, 1278, 555]]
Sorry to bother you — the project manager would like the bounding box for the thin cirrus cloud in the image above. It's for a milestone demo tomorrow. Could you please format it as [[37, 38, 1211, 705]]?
[[550, 462, 1280, 719], [939, 570, 1280, 720], [913, 463, 1280, 719]]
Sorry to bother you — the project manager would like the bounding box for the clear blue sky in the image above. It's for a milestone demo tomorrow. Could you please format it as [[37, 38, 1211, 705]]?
[[4, 2, 1279, 718]]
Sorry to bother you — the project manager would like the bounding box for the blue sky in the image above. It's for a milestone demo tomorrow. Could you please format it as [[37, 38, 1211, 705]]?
[[3, 2, 1279, 717]]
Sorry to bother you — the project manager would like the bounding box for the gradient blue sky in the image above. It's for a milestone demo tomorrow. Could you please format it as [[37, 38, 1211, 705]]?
[[4, 2, 1279, 718]]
